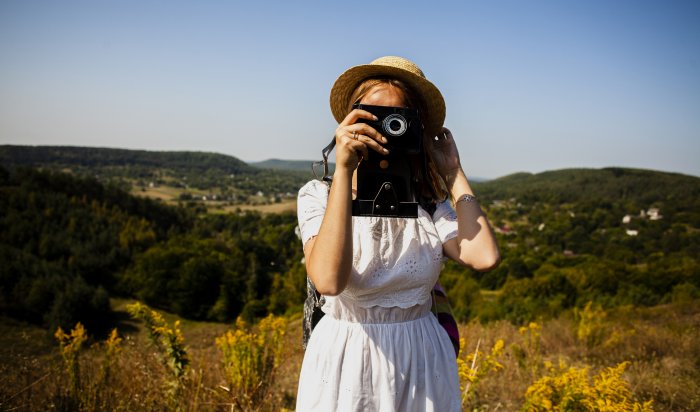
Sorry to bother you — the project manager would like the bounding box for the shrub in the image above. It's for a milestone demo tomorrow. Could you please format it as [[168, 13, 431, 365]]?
[[671, 282, 700, 304], [458, 338, 505, 407], [512, 322, 543, 379], [522, 361, 654, 411], [126, 302, 189, 398], [55, 322, 88, 397], [447, 275, 482, 322], [215, 314, 287, 408], [46, 277, 112, 335], [574, 301, 608, 348], [496, 272, 577, 324]]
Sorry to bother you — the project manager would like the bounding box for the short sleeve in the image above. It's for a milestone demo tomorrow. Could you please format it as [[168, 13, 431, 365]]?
[[432, 200, 458, 244], [297, 180, 329, 246]]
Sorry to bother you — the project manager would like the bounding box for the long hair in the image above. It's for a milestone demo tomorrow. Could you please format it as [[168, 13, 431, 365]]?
[[347, 78, 449, 205]]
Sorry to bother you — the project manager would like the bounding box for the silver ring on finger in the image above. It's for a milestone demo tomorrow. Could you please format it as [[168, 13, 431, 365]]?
[[352, 131, 358, 140]]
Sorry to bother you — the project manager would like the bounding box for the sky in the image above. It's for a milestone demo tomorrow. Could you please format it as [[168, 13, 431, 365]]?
[[1, 0, 699, 179]]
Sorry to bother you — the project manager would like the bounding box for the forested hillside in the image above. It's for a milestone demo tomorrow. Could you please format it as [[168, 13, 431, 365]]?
[[450, 167, 700, 323], [0, 166, 304, 335], [475, 167, 700, 207], [0, 145, 311, 202], [1, 162, 698, 335]]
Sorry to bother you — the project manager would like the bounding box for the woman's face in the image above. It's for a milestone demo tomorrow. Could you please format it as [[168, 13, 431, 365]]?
[[358, 83, 407, 107]]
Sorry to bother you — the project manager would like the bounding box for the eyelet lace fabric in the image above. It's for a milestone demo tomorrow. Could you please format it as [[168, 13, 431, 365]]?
[[338, 212, 442, 310], [297, 179, 458, 312]]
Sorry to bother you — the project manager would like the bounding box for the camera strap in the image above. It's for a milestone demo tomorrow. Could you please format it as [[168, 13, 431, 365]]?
[[312, 136, 337, 183]]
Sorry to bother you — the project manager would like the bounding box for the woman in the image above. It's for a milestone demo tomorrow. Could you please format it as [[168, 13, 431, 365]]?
[[296, 56, 500, 411]]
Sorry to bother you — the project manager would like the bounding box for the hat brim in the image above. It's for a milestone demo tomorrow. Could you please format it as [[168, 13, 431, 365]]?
[[330, 64, 446, 138]]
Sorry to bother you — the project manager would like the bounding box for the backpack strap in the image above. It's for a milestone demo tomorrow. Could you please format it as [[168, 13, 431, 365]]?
[[302, 277, 326, 350]]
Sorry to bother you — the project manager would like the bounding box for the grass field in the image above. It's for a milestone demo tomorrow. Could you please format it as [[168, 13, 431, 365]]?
[[133, 186, 192, 202], [131, 185, 298, 214], [219, 199, 297, 214], [1, 299, 698, 411]]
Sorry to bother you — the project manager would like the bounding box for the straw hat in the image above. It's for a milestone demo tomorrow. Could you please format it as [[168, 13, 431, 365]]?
[[330, 56, 446, 138]]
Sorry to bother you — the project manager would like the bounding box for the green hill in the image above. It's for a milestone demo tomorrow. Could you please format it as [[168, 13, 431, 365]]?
[[0, 145, 313, 200], [0, 145, 253, 174], [0, 165, 192, 333], [0, 165, 304, 333], [473, 167, 700, 206], [440, 167, 700, 324]]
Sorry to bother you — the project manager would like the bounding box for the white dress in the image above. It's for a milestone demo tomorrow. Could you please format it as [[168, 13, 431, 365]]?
[[296, 180, 461, 412]]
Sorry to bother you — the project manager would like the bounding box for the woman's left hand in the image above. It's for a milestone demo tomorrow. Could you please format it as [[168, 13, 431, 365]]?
[[424, 127, 462, 183]]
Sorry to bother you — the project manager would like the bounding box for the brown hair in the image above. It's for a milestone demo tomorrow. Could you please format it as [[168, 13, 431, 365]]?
[[348, 78, 448, 205]]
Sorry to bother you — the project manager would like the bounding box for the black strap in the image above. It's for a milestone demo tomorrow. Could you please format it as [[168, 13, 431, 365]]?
[[311, 136, 336, 183]]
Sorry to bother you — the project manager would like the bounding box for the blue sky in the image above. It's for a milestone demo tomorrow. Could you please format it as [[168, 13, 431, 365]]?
[[1, 0, 698, 179]]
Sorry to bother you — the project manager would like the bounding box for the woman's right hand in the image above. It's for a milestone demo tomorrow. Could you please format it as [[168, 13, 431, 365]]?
[[334, 108, 389, 172], [305, 109, 389, 295]]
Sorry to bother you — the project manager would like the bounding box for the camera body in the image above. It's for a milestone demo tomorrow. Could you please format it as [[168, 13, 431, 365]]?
[[353, 104, 422, 155], [352, 104, 423, 218]]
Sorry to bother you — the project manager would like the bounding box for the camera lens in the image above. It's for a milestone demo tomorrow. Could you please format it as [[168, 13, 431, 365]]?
[[382, 114, 407, 136], [389, 120, 402, 132]]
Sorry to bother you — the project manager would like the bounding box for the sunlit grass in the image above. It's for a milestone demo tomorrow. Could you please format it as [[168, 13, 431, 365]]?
[[1, 300, 698, 411]]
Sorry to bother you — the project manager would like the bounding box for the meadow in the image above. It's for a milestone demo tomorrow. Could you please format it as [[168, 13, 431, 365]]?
[[1, 154, 699, 411], [1, 297, 697, 411]]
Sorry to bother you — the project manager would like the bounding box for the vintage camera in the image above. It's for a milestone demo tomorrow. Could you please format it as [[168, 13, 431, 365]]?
[[352, 104, 423, 218]]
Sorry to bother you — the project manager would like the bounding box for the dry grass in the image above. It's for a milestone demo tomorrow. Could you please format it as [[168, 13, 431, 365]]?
[[130, 185, 195, 204], [457, 302, 700, 411], [130, 184, 298, 215], [223, 200, 296, 215], [1, 301, 698, 411], [0, 301, 302, 411]]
